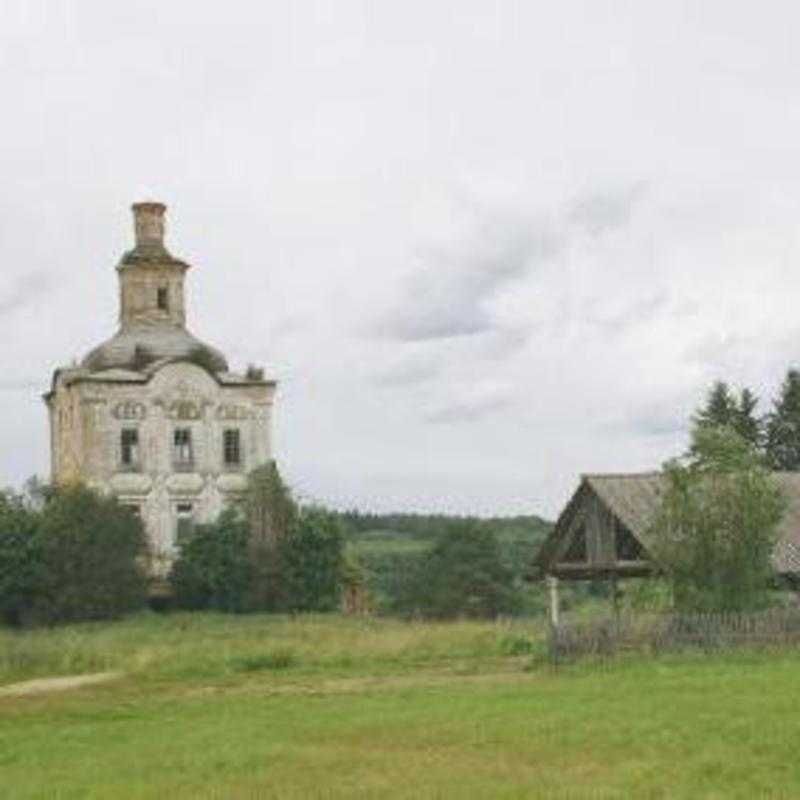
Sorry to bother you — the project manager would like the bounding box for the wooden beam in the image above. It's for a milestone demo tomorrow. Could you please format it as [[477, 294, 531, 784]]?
[[547, 575, 560, 629]]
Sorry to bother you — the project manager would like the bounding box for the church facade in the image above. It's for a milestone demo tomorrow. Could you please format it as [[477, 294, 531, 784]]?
[[44, 202, 275, 574]]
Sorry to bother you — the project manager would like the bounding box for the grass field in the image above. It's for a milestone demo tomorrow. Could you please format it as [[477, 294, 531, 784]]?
[[3, 613, 800, 798]]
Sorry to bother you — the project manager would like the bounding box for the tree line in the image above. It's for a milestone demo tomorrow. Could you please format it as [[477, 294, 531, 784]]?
[[0, 463, 346, 627], [692, 370, 800, 469], [646, 369, 800, 614]]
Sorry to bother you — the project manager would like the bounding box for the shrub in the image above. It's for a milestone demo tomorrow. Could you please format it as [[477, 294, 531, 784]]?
[[651, 427, 786, 612], [170, 509, 252, 612], [229, 649, 297, 672], [396, 521, 520, 619], [0, 490, 41, 626], [170, 472, 345, 614], [35, 485, 148, 623], [278, 507, 345, 612]]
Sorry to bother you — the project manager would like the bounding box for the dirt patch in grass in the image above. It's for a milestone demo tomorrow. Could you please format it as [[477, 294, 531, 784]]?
[[0, 671, 123, 698]]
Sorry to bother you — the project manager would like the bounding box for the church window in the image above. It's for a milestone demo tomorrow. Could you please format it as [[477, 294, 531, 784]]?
[[175, 503, 194, 544], [173, 428, 193, 469], [223, 429, 241, 466], [120, 428, 139, 469], [157, 287, 169, 311]]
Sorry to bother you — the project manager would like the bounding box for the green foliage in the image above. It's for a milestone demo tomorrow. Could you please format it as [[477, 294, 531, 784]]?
[[169, 509, 252, 612], [651, 427, 786, 612], [340, 512, 551, 614], [395, 521, 521, 619], [244, 461, 297, 547], [764, 369, 800, 470], [0, 490, 41, 626], [171, 467, 344, 614], [243, 461, 298, 610], [228, 649, 297, 672], [278, 508, 345, 612], [35, 485, 148, 623], [691, 380, 762, 453]]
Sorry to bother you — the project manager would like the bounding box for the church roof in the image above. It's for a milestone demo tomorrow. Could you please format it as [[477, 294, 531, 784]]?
[[81, 324, 229, 373]]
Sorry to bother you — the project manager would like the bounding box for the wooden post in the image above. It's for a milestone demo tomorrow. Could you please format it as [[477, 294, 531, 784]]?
[[611, 572, 619, 619], [547, 575, 560, 629]]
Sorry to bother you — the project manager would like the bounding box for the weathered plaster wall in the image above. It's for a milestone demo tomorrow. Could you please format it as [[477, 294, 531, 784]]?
[[48, 361, 274, 573]]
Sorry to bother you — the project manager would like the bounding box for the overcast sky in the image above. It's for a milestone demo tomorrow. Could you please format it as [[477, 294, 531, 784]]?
[[4, 1, 800, 517]]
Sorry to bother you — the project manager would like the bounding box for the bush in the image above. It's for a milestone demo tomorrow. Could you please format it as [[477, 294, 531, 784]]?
[[651, 427, 786, 612], [170, 509, 252, 612], [169, 474, 346, 614], [278, 508, 345, 612], [35, 485, 148, 623], [396, 521, 520, 619], [0, 490, 41, 626]]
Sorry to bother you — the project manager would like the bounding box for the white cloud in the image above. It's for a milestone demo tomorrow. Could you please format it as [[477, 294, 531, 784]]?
[[4, 2, 800, 517]]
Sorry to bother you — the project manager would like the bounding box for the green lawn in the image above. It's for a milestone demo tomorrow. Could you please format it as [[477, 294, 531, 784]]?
[[2, 613, 800, 798]]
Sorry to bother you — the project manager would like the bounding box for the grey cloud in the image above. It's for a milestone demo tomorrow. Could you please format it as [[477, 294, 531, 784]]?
[[0, 379, 42, 392], [372, 356, 442, 388], [425, 391, 514, 424], [591, 290, 671, 336], [0, 273, 51, 317], [377, 214, 561, 343], [600, 386, 697, 440], [568, 183, 647, 237]]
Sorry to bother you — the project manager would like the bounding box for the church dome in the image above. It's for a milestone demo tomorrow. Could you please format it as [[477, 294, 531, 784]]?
[[81, 202, 230, 375], [81, 324, 229, 373]]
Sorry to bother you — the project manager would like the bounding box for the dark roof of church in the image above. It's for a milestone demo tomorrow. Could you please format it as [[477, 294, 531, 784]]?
[[81, 324, 229, 373]]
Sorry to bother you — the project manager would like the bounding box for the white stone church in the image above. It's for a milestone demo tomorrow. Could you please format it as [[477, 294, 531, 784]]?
[[44, 202, 275, 574]]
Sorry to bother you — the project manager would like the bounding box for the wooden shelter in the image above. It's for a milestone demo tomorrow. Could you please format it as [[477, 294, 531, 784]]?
[[535, 472, 800, 624]]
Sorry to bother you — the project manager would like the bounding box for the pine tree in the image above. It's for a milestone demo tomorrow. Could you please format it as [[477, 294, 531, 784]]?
[[692, 381, 736, 431], [691, 381, 762, 453], [765, 369, 800, 470], [733, 387, 761, 448]]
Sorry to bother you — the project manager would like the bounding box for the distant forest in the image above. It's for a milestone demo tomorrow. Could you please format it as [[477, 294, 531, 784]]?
[[334, 510, 554, 615]]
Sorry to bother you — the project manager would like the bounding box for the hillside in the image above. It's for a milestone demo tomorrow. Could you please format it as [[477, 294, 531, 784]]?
[[336, 512, 554, 613]]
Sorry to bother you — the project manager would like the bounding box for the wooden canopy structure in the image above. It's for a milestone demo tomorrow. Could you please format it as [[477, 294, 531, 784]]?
[[535, 472, 800, 625], [537, 472, 800, 580]]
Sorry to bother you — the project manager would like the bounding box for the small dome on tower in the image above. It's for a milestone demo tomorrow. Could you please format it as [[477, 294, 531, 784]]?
[[81, 203, 230, 375]]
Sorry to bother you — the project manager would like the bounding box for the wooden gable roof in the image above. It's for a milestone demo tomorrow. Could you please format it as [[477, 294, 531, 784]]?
[[536, 472, 800, 579]]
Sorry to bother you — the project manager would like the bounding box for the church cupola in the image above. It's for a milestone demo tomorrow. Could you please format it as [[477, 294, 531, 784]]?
[[118, 202, 189, 329], [132, 201, 167, 249], [80, 202, 229, 374]]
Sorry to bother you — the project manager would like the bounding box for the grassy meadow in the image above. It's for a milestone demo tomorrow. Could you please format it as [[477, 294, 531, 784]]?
[[3, 613, 800, 798]]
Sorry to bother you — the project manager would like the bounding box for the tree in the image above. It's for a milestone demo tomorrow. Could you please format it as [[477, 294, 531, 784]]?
[[0, 490, 41, 626], [35, 485, 148, 623], [244, 461, 297, 548], [397, 521, 519, 619], [278, 508, 345, 612], [765, 369, 800, 470], [734, 387, 761, 449], [169, 509, 252, 612], [691, 381, 761, 453], [243, 462, 297, 610], [170, 466, 344, 613], [651, 427, 785, 612]]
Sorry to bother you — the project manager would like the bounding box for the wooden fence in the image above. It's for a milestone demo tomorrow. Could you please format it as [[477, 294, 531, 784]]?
[[550, 608, 800, 662]]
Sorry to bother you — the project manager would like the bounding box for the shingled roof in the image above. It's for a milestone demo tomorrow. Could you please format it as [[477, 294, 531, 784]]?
[[536, 472, 800, 577]]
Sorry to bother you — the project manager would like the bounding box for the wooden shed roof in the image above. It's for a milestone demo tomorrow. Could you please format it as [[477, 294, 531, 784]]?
[[536, 472, 800, 577]]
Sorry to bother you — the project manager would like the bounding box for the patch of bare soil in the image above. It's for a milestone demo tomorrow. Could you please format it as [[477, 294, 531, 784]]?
[[0, 671, 123, 698]]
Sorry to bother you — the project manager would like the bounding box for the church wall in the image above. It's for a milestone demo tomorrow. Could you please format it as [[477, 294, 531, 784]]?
[[51, 361, 274, 572]]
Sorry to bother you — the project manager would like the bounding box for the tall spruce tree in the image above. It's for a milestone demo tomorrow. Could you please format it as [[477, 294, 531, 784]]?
[[691, 381, 761, 454], [734, 387, 761, 449], [765, 369, 800, 470]]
